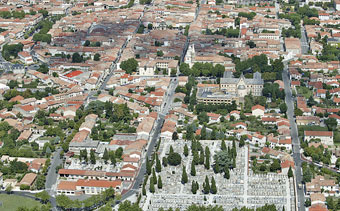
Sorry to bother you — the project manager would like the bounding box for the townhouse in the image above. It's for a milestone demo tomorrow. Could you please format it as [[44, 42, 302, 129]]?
[[57, 179, 122, 196], [304, 131, 334, 146], [306, 175, 339, 197]]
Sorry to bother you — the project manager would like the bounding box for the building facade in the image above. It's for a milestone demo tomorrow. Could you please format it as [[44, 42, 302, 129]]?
[[196, 72, 264, 105], [220, 71, 264, 97]]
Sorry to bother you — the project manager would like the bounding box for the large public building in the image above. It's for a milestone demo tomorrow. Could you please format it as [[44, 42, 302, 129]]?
[[197, 71, 264, 105]]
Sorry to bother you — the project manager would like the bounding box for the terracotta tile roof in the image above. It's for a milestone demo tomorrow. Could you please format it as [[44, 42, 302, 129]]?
[[20, 105, 35, 112], [304, 131, 333, 137], [76, 179, 121, 188], [252, 105, 265, 111], [9, 95, 24, 102], [20, 173, 37, 186], [207, 113, 220, 119], [262, 117, 277, 122], [58, 169, 105, 177], [309, 204, 328, 211], [71, 130, 90, 143], [57, 181, 77, 191], [280, 160, 295, 169]]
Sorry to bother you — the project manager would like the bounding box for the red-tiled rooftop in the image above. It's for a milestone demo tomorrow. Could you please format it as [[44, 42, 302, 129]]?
[[65, 70, 83, 78]]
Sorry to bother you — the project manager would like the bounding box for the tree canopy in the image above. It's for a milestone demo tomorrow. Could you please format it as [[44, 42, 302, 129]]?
[[120, 58, 138, 74]]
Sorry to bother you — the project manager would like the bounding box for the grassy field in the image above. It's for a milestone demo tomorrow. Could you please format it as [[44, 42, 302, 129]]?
[[296, 86, 313, 98], [0, 194, 42, 211]]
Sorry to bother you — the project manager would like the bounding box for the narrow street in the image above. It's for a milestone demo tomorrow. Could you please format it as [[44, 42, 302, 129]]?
[[45, 147, 63, 210], [300, 26, 309, 55], [282, 62, 305, 211], [120, 78, 178, 202]]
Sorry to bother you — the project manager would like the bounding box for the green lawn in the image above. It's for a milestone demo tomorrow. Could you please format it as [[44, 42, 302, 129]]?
[[0, 194, 42, 211], [296, 86, 313, 99]]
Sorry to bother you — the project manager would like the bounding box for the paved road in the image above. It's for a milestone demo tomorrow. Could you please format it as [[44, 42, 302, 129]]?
[[0, 191, 37, 200], [300, 26, 309, 54], [119, 78, 178, 202], [282, 62, 305, 211], [87, 4, 147, 97], [45, 148, 63, 210], [0, 53, 13, 73]]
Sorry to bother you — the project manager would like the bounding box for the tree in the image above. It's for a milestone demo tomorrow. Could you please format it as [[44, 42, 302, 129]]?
[[326, 197, 335, 210], [52, 72, 58, 77], [149, 177, 155, 193], [162, 156, 168, 167], [181, 166, 188, 184], [336, 158, 340, 168], [200, 127, 207, 140], [110, 151, 116, 166], [120, 58, 138, 74], [156, 154, 162, 173], [203, 176, 210, 194], [5, 185, 12, 194], [158, 175, 162, 189], [170, 68, 177, 77], [213, 160, 220, 173], [246, 41, 256, 48], [146, 157, 151, 175], [157, 50, 164, 57], [84, 40, 90, 46], [94, 53, 100, 61], [211, 129, 216, 140], [325, 118, 337, 131], [152, 168, 157, 184], [172, 132, 178, 141], [142, 184, 146, 195], [210, 176, 217, 194], [288, 166, 293, 178], [191, 180, 197, 194], [184, 144, 189, 157], [205, 153, 210, 169], [294, 108, 303, 116], [37, 64, 49, 74], [170, 145, 174, 154], [118, 200, 142, 211], [190, 160, 196, 176], [102, 187, 115, 200], [232, 140, 237, 158], [198, 112, 209, 124], [214, 150, 234, 170], [35, 191, 50, 204], [56, 194, 73, 209], [38, 9, 48, 17], [270, 159, 281, 172], [136, 24, 145, 33], [167, 152, 181, 166], [280, 103, 287, 114], [193, 151, 204, 165], [90, 149, 96, 164], [72, 52, 82, 63], [102, 148, 109, 164], [36, 175, 46, 190], [224, 166, 230, 179], [147, 23, 153, 30], [239, 135, 246, 147], [221, 140, 226, 151], [303, 166, 312, 183]]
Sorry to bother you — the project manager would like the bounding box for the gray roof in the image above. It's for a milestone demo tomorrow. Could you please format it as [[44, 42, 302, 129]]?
[[112, 133, 137, 141], [220, 72, 263, 85], [69, 141, 99, 148], [223, 71, 233, 78], [197, 89, 236, 99]]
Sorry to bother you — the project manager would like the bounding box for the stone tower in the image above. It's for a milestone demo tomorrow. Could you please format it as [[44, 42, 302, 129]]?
[[185, 44, 195, 68]]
